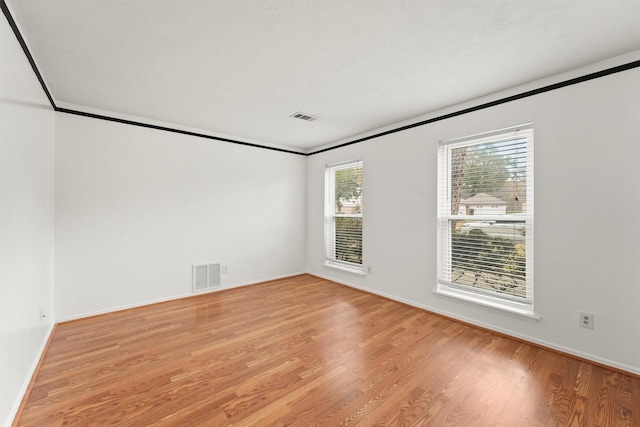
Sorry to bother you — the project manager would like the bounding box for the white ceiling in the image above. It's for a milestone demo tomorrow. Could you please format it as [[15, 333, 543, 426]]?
[[5, 0, 640, 152]]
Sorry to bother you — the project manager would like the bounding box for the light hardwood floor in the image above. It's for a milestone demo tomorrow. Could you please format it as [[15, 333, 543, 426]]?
[[15, 275, 639, 426]]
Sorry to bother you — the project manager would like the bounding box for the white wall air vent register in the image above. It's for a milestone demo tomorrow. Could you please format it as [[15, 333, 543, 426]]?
[[192, 263, 221, 293]]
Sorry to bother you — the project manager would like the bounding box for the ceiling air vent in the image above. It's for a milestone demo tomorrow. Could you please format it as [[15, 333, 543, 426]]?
[[290, 112, 318, 122]]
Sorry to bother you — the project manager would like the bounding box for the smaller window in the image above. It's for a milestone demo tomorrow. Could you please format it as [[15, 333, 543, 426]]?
[[324, 160, 364, 274]]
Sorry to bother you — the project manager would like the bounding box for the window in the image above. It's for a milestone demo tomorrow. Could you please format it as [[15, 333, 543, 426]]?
[[324, 160, 364, 274], [437, 125, 535, 316]]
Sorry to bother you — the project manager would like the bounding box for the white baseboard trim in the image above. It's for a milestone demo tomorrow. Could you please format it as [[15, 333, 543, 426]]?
[[6, 323, 55, 427], [310, 271, 640, 376], [56, 271, 308, 323], [56, 292, 194, 323], [226, 271, 308, 289]]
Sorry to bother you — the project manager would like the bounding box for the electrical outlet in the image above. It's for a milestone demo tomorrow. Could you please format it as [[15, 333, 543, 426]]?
[[39, 309, 46, 325], [367, 266, 373, 275], [579, 312, 594, 329], [222, 265, 228, 274]]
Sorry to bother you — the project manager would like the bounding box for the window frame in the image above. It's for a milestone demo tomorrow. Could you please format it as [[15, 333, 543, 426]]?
[[324, 159, 364, 275], [436, 124, 536, 318]]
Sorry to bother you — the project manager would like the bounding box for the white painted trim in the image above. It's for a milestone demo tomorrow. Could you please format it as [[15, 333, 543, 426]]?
[[324, 261, 366, 276], [433, 288, 540, 320], [309, 272, 640, 376], [55, 271, 307, 323], [56, 292, 194, 323], [5, 323, 55, 427], [226, 272, 307, 289]]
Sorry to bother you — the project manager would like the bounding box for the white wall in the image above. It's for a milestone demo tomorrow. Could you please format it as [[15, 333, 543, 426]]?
[[0, 17, 55, 427], [307, 61, 640, 374], [54, 114, 307, 320]]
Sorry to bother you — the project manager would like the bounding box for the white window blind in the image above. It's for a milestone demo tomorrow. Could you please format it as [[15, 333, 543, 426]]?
[[437, 125, 534, 310], [324, 160, 363, 273]]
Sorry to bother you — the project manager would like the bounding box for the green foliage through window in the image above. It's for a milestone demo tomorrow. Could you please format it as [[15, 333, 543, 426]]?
[[335, 217, 362, 264], [325, 161, 363, 268]]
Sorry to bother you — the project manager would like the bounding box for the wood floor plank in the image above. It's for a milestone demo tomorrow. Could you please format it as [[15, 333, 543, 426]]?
[[14, 274, 640, 426]]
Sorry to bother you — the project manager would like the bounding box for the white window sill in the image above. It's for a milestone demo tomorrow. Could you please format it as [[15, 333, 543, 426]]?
[[324, 261, 366, 276], [434, 286, 540, 320]]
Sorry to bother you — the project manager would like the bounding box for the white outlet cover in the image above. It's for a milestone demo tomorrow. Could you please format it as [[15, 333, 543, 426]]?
[[579, 312, 594, 329]]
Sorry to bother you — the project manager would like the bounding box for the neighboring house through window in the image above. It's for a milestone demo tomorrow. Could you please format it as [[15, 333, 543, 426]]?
[[324, 160, 364, 274], [437, 125, 535, 317]]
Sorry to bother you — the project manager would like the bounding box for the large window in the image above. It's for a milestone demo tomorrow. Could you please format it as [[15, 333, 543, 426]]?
[[324, 160, 363, 274], [437, 125, 534, 316]]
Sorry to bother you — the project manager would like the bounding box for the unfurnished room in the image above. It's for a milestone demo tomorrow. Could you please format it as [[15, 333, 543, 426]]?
[[1, 1, 639, 426]]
